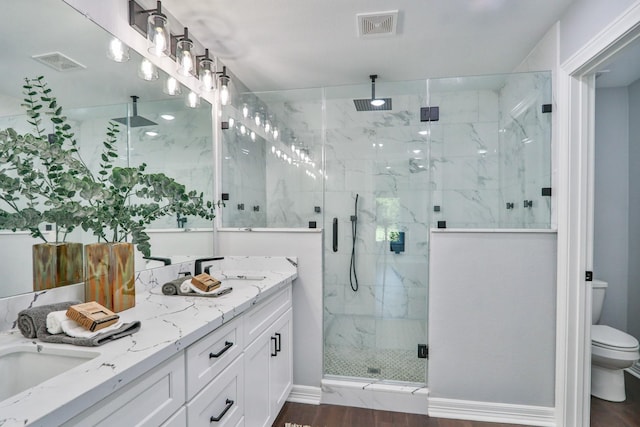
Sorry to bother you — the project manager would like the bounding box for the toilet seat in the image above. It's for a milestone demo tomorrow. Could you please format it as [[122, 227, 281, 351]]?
[[592, 325, 639, 351]]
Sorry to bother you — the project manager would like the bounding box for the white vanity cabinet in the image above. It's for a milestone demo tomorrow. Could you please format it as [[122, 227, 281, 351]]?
[[62, 353, 186, 427], [58, 283, 292, 427], [244, 287, 293, 427]]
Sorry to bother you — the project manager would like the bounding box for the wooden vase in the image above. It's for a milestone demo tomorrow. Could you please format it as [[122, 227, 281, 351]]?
[[84, 242, 135, 313], [32, 242, 83, 291]]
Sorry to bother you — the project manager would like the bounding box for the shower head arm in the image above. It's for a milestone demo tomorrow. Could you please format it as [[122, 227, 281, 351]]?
[[370, 74, 378, 100], [130, 95, 139, 116]]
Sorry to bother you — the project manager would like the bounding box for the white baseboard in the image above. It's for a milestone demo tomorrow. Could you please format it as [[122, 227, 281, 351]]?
[[428, 397, 555, 427], [627, 362, 640, 380], [287, 384, 322, 405]]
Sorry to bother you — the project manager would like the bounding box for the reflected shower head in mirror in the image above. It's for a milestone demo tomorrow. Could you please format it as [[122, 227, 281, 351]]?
[[112, 95, 158, 127]]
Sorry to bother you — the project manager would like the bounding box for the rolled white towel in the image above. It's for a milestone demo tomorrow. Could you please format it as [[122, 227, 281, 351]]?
[[46, 310, 68, 334], [180, 279, 192, 294], [61, 318, 123, 339]]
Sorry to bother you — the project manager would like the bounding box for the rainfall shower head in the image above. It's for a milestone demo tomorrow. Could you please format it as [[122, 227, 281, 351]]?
[[353, 74, 392, 111], [112, 95, 158, 127]]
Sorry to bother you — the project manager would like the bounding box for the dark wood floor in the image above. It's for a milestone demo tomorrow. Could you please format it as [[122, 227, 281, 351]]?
[[591, 371, 640, 427], [273, 372, 640, 427]]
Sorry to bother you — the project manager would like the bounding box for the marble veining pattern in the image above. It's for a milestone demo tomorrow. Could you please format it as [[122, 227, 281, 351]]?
[[0, 256, 297, 426]]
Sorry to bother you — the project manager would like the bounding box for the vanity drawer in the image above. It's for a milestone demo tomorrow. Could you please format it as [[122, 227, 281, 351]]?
[[187, 354, 244, 426], [161, 407, 186, 427], [244, 285, 291, 345], [63, 352, 185, 427], [186, 316, 244, 400]]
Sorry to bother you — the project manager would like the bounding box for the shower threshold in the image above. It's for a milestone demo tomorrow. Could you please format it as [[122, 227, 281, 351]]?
[[321, 376, 429, 415]]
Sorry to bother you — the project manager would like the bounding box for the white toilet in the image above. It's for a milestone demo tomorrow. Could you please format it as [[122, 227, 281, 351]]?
[[591, 279, 640, 402]]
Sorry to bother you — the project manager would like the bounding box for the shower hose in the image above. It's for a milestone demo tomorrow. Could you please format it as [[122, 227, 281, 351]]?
[[350, 194, 359, 292]]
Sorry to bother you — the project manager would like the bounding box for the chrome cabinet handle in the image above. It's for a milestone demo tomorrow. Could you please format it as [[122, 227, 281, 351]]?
[[209, 341, 233, 358], [210, 399, 234, 422]]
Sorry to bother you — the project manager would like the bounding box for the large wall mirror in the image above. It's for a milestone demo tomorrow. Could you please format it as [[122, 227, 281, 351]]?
[[0, 0, 214, 298]]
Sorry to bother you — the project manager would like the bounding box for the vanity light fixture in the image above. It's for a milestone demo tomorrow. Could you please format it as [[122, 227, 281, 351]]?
[[129, 0, 170, 57], [138, 58, 159, 81], [163, 76, 181, 95], [242, 104, 249, 118], [186, 90, 200, 108], [217, 66, 231, 106], [197, 49, 215, 92], [107, 37, 130, 62], [175, 27, 194, 76]]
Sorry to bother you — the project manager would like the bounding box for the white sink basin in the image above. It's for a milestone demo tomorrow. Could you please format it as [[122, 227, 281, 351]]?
[[0, 345, 99, 401]]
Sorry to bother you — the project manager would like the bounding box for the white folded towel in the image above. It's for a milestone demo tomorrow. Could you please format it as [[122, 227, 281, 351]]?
[[46, 310, 68, 334], [180, 279, 192, 294], [61, 318, 123, 338]]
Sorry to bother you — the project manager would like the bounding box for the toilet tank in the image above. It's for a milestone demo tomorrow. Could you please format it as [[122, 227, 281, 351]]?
[[592, 279, 608, 324]]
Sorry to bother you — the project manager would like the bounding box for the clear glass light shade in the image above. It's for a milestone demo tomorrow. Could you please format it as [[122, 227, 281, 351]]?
[[163, 77, 181, 96], [107, 38, 130, 62], [273, 127, 279, 140], [242, 104, 249, 118], [254, 114, 261, 126], [186, 91, 200, 108], [199, 58, 215, 92], [176, 39, 194, 76], [219, 76, 230, 106], [138, 59, 158, 81], [147, 13, 169, 57], [264, 121, 271, 133]]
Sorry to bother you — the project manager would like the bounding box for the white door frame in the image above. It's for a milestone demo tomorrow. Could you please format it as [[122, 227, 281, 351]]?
[[556, 4, 640, 427]]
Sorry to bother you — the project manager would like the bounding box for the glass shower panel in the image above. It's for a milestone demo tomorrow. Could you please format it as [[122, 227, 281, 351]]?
[[429, 72, 551, 229], [323, 80, 429, 384]]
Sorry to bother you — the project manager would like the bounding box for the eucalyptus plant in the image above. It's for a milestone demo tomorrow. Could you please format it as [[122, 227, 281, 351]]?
[[0, 77, 92, 242], [0, 76, 221, 257]]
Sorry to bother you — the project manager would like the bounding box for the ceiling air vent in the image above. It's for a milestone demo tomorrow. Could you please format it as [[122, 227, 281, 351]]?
[[357, 10, 398, 37], [32, 52, 86, 72]]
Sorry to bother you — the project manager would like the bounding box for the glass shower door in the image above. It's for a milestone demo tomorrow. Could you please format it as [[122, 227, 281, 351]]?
[[323, 80, 429, 384]]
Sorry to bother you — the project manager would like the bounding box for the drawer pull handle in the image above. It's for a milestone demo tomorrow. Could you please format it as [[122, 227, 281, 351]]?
[[271, 336, 277, 357], [210, 398, 234, 422], [209, 341, 233, 358], [275, 332, 281, 353]]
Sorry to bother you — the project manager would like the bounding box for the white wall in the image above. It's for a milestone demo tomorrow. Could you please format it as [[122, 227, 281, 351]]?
[[428, 230, 557, 407], [559, 0, 638, 63], [216, 229, 323, 388], [594, 87, 630, 331], [628, 79, 640, 341]]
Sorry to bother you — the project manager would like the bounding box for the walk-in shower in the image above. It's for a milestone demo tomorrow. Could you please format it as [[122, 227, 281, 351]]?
[[220, 71, 552, 387]]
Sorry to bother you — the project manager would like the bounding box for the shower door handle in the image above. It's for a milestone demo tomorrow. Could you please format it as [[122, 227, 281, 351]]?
[[332, 218, 338, 252]]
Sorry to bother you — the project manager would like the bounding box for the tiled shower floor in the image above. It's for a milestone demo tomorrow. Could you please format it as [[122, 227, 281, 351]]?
[[324, 344, 427, 383]]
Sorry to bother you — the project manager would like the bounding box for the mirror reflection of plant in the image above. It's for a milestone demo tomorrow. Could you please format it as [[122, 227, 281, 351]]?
[[79, 122, 220, 257], [0, 77, 92, 242]]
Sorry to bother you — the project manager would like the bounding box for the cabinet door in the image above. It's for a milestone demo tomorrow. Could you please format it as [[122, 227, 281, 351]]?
[[244, 331, 272, 427], [269, 308, 292, 417]]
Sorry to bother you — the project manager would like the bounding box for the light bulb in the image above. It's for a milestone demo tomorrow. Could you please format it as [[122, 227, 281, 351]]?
[[147, 13, 169, 57], [228, 118, 235, 128], [107, 38, 129, 62], [250, 131, 256, 141], [265, 121, 271, 133], [186, 91, 200, 108], [273, 128, 279, 140], [163, 77, 181, 95], [242, 104, 249, 118], [255, 114, 261, 126], [200, 69, 214, 92], [219, 83, 230, 106], [177, 40, 194, 76], [138, 59, 158, 81], [371, 99, 385, 107], [240, 125, 246, 135]]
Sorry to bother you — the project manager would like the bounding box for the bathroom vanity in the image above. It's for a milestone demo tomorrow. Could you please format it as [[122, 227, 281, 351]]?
[[0, 256, 296, 427]]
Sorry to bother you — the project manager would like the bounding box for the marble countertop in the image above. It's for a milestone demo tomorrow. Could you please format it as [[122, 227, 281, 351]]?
[[0, 256, 297, 426]]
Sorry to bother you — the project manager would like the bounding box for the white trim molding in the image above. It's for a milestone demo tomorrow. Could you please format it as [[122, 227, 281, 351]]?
[[628, 363, 640, 380], [287, 385, 322, 405], [428, 397, 555, 427]]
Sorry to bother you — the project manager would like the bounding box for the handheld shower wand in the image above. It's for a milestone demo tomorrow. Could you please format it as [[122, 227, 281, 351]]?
[[350, 194, 359, 292]]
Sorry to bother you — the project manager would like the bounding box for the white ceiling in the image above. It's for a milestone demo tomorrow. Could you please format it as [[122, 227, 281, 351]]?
[[161, 0, 577, 91]]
